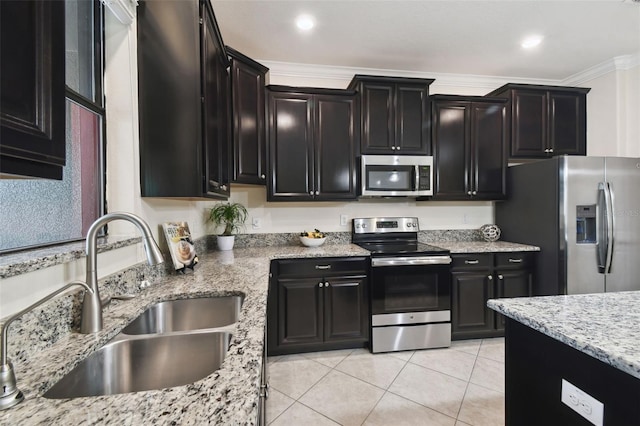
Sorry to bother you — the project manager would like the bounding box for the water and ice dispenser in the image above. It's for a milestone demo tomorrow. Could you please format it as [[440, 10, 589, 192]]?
[[576, 205, 596, 243]]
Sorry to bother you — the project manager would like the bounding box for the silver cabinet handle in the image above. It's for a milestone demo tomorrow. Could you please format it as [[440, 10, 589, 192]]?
[[315, 191, 319, 195], [315, 265, 331, 270], [319, 282, 323, 287], [472, 190, 477, 195], [508, 258, 523, 263], [498, 275, 504, 280], [488, 275, 493, 280], [260, 174, 265, 179], [549, 148, 554, 153], [396, 146, 400, 150], [467, 191, 472, 195], [464, 259, 479, 264], [391, 146, 396, 150], [309, 191, 313, 195], [325, 282, 330, 287]]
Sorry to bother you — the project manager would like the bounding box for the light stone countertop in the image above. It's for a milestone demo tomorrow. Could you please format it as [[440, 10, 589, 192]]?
[[488, 292, 640, 380], [430, 240, 540, 253], [0, 244, 369, 425]]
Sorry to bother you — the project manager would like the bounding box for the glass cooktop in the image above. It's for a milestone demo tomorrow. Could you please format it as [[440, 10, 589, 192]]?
[[355, 241, 449, 257]]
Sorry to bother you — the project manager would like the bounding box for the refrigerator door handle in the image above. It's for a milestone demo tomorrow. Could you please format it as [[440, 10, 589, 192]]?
[[597, 182, 615, 274]]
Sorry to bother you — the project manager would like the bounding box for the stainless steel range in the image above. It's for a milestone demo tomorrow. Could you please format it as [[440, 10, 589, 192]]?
[[352, 217, 452, 353]]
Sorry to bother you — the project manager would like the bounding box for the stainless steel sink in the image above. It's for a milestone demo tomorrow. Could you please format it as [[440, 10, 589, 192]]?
[[122, 295, 243, 335], [43, 331, 231, 399]]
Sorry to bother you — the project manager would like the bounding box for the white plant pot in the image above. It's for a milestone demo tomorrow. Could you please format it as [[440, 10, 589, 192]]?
[[217, 235, 235, 251]]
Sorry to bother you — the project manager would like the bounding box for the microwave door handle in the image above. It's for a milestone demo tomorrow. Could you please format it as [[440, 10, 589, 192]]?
[[414, 166, 419, 191]]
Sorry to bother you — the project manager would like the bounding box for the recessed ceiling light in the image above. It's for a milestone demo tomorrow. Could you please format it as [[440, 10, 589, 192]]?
[[295, 14, 315, 31], [521, 35, 543, 49]]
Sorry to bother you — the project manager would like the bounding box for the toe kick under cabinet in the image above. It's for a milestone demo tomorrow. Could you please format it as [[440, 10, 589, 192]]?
[[267, 257, 369, 355], [451, 252, 536, 340]]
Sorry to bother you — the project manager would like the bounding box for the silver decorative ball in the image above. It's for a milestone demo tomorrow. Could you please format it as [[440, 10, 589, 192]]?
[[480, 224, 501, 242]]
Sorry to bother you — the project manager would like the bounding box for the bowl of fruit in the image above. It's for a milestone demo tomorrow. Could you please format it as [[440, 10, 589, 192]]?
[[299, 229, 326, 247]]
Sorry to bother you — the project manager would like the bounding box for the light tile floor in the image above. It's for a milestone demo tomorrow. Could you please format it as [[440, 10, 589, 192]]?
[[266, 338, 505, 426]]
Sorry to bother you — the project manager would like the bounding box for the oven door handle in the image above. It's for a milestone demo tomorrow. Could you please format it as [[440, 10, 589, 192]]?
[[371, 256, 452, 267]]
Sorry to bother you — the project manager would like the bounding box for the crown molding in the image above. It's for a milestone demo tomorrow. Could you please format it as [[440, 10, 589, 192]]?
[[258, 60, 562, 91], [562, 53, 640, 86]]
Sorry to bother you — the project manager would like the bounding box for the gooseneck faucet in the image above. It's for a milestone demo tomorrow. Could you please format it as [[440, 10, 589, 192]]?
[[0, 282, 93, 410], [80, 212, 164, 334]]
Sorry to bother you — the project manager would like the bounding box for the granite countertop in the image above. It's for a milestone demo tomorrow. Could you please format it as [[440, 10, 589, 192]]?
[[430, 240, 540, 253], [488, 292, 640, 380], [0, 243, 369, 425]]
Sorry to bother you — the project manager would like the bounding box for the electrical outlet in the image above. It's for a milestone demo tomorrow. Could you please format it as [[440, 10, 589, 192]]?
[[561, 379, 604, 426], [340, 214, 348, 226], [252, 217, 262, 229]]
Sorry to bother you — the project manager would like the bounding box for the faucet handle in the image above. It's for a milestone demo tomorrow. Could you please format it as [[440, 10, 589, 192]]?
[[100, 294, 136, 308]]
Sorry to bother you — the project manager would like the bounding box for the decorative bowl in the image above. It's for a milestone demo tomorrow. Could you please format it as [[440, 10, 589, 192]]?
[[480, 224, 501, 242], [300, 236, 327, 247]]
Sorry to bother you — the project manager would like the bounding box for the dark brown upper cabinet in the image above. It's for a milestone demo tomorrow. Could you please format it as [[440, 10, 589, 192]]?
[[347, 75, 434, 155], [227, 46, 269, 185], [431, 95, 507, 201], [137, 0, 230, 199], [486, 84, 590, 159], [1, 0, 65, 180], [266, 86, 359, 201]]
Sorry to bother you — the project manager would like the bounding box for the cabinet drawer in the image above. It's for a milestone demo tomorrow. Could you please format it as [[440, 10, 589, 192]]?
[[495, 252, 535, 269], [276, 257, 368, 278], [451, 254, 493, 270]]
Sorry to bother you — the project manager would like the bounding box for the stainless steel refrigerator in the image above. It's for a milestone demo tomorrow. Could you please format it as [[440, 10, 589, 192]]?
[[496, 156, 640, 295]]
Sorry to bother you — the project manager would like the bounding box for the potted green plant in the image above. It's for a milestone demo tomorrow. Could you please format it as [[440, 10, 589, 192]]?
[[207, 202, 248, 250]]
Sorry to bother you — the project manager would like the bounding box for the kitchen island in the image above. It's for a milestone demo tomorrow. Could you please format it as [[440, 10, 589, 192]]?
[[489, 292, 640, 426]]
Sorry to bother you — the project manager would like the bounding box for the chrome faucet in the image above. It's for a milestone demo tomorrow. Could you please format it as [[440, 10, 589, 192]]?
[[0, 281, 93, 410], [80, 212, 164, 334]]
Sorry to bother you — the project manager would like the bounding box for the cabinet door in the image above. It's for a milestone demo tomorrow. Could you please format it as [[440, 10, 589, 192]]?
[[495, 269, 533, 330], [510, 90, 547, 158], [451, 271, 495, 339], [471, 102, 507, 200], [360, 83, 395, 154], [202, 3, 230, 198], [395, 85, 430, 155], [315, 95, 358, 200], [432, 100, 471, 199], [277, 278, 324, 347], [267, 92, 314, 200], [230, 52, 267, 185], [324, 276, 368, 342], [0, 0, 65, 179], [548, 91, 586, 156]]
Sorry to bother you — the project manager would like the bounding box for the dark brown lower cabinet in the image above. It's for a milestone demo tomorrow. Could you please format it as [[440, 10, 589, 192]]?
[[451, 252, 535, 340], [268, 257, 369, 355], [505, 320, 639, 425]]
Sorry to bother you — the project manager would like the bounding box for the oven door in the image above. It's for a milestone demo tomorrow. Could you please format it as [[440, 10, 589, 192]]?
[[370, 257, 451, 316]]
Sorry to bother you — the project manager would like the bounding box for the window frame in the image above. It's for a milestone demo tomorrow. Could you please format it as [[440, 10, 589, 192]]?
[[0, 0, 106, 254]]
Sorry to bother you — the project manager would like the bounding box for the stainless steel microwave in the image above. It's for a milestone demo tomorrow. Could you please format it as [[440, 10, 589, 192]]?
[[361, 155, 433, 197]]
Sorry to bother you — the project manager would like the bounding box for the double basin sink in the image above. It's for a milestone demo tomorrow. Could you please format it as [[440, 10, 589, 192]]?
[[43, 295, 243, 399]]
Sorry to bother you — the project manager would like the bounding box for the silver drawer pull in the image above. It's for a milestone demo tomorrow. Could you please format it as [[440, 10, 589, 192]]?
[[508, 258, 523, 263], [464, 260, 479, 264], [315, 265, 331, 270]]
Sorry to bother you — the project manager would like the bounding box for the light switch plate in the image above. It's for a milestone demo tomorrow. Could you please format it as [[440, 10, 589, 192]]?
[[561, 379, 604, 426]]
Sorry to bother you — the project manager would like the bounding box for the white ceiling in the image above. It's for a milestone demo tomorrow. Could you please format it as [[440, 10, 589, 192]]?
[[210, 0, 640, 82]]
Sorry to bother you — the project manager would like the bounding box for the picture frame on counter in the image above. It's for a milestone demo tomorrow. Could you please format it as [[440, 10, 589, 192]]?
[[162, 222, 198, 273]]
